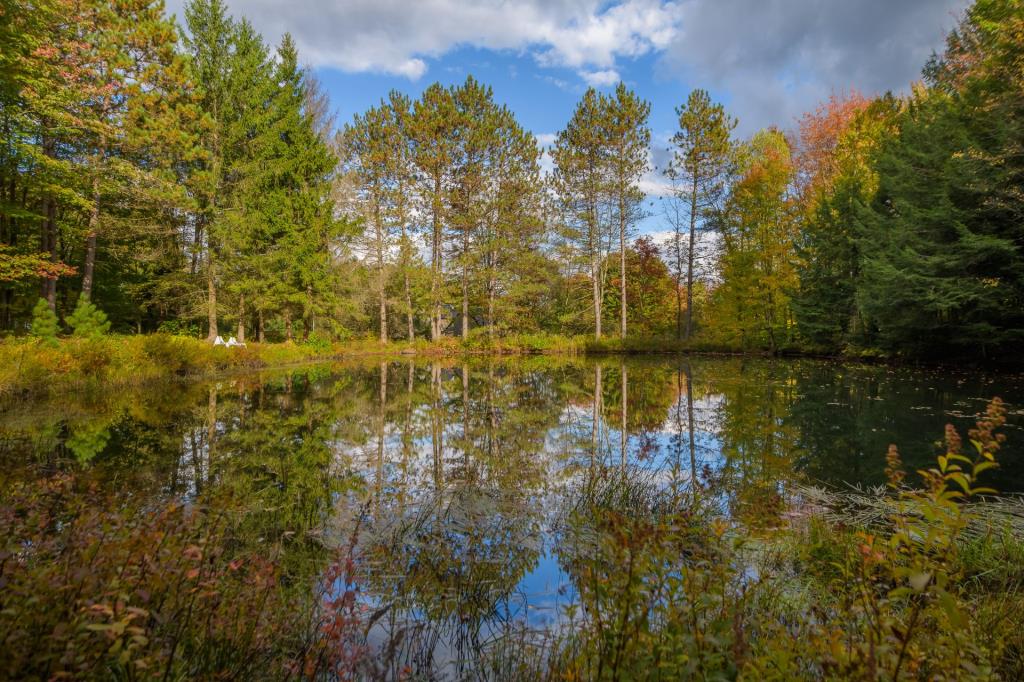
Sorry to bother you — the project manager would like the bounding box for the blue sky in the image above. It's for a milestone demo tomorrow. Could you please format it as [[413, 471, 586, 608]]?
[[166, 0, 969, 234]]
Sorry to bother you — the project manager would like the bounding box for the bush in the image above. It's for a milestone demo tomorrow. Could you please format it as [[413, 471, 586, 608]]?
[[30, 298, 59, 346], [141, 334, 207, 375], [67, 299, 111, 339], [302, 332, 333, 354], [156, 319, 201, 337], [0, 475, 368, 680]]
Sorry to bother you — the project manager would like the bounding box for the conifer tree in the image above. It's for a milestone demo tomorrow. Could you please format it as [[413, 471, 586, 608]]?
[[385, 91, 417, 340], [666, 90, 735, 340], [604, 83, 650, 339], [552, 88, 613, 340], [343, 102, 395, 342], [30, 297, 59, 345], [409, 84, 458, 340], [67, 297, 110, 338]]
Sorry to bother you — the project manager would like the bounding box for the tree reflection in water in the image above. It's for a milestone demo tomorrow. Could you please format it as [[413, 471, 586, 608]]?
[[2, 356, 1022, 677]]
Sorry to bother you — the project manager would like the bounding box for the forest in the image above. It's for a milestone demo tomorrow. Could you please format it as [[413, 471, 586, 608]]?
[[1, 0, 1022, 361]]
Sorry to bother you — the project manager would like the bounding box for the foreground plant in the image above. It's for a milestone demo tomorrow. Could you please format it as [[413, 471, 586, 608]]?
[[548, 399, 1019, 681], [0, 475, 367, 680]]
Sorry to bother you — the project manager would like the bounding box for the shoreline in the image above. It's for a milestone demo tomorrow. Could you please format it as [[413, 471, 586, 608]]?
[[2, 333, 1019, 401]]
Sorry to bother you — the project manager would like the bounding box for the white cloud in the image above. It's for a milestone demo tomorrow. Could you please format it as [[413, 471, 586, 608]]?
[[535, 133, 558, 147], [580, 69, 621, 87], [166, 0, 682, 84]]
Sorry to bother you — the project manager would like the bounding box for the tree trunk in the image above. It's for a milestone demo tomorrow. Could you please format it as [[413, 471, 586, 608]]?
[[430, 175, 442, 342], [675, 228, 683, 341], [431, 362, 443, 488], [206, 253, 218, 341], [592, 363, 603, 465], [285, 311, 293, 341], [592, 255, 602, 340], [81, 174, 100, 301], [376, 361, 387, 510], [237, 294, 245, 343], [487, 272, 495, 341], [461, 227, 469, 341], [258, 308, 266, 343], [304, 285, 313, 341], [39, 195, 57, 309], [376, 208, 388, 344], [462, 363, 470, 475], [39, 133, 58, 310], [403, 228, 414, 340], [206, 385, 218, 488], [685, 180, 698, 340], [619, 206, 627, 339]]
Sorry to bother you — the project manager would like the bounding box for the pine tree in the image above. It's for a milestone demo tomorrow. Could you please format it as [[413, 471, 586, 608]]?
[[260, 34, 338, 341], [409, 84, 458, 341], [603, 83, 650, 339], [385, 91, 417, 341], [479, 105, 542, 337], [343, 101, 398, 343], [552, 88, 613, 340], [791, 96, 897, 348], [67, 297, 110, 338], [30, 297, 59, 345], [665, 90, 735, 340], [855, 88, 1024, 356]]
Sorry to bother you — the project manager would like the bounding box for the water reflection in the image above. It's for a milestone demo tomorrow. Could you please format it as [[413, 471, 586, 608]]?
[[2, 356, 1022, 676]]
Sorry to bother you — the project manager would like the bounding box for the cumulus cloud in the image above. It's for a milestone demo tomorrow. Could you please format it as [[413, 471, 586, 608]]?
[[660, 0, 969, 133], [165, 0, 680, 84], [581, 69, 621, 87]]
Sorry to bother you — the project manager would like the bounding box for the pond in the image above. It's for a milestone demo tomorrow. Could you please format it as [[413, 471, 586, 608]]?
[[2, 355, 1022, 677]]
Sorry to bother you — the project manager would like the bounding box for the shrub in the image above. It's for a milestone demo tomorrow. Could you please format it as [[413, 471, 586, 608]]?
[[302, 332, 333, 354], [141, 334, 207, 375], [67, 299, 111, 339], [30, 298, 59, 346], [0, 475, 367, 680]]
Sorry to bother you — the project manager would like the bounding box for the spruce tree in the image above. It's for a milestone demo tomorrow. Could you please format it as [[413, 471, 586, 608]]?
[[182, 0, 234, 341]]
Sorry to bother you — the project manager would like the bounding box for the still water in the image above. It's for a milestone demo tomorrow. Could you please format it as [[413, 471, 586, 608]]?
[[2, 355, 1022, 675]]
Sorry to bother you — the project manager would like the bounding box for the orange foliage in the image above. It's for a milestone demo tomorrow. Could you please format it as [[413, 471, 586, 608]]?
[[791, 91, 870, 204]]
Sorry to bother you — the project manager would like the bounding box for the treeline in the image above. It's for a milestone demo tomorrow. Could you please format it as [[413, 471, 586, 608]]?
[[1, 0, 1022, 358], [1, 0, 341, 342]]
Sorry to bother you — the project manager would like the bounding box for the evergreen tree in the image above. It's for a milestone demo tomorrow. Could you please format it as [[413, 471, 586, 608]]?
[[343, 101, 398, 342], [479, 104, 542, 337], [604, 83, 650, 339], [67, 297, 110, 338], [409, 84, 458, 340], [855, 88, 1024, 356], [182, 0, 234, 341], [30, 297, 59, 345], [552, 88, 613, 340], [791, 97, 897, 348], [385, 91, 417, 340], [665, 89, 735, 340]]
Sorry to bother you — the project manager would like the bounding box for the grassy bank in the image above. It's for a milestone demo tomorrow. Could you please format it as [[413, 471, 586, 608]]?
[[0, 333, 582, 399], [0, 330, 964, 400]]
